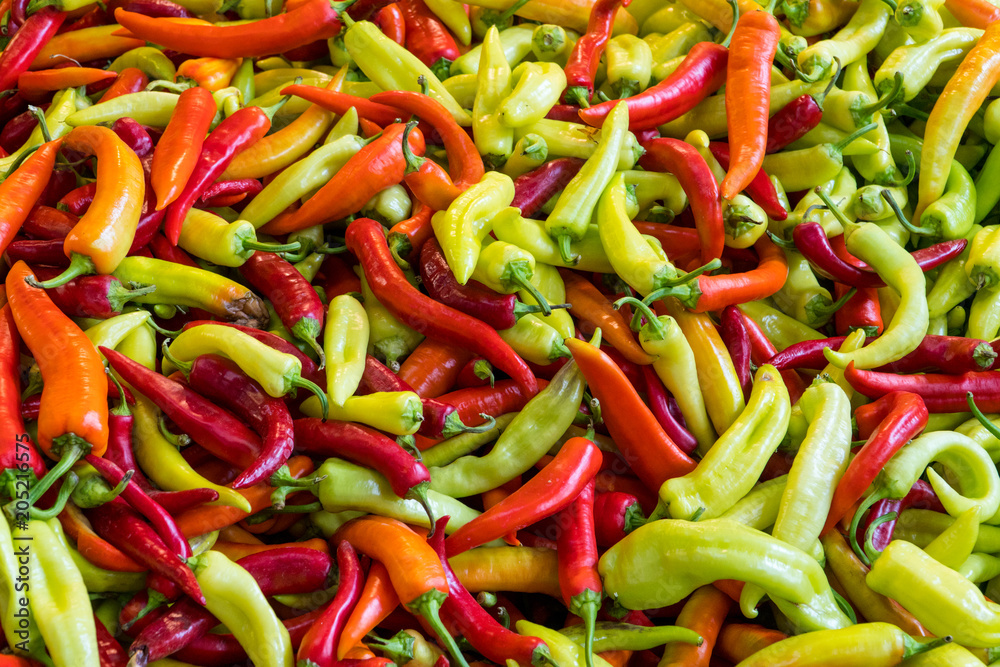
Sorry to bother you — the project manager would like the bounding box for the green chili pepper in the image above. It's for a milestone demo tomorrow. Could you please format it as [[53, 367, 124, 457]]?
[[501, 133, 548, 178], [824, 222, 928, 369], [956, 414, 1000, 464], [84, 310, 153, 356], [654, 364, 790, 522], [315, 458, 480, 530], [640, 4, 701, 36], [719, 475, 789, 530], [764, 122, 879, 193], [21, 519, 100, 667], [513, 119, 642, 171], [66, 91, 180, 128], [927, 225, 982, 319], [451, 25, 535, 76], [430, 358, 585, 498], [796, 0, 892, 81], [474, 26, 515, 168], [852, 184, 908, 221], [108, 46, 177, 82], [356, 268, 424, 369], [165, 323, 329, 417], [546, 102, 630, 264], [362, 184, 412, 225], [302, 390, 424, 435], [518, 620, 612, 667], [923, 507, 979, 569], [894, 0, 944, 41], [179, 209, 299, 267], [191, 550, 292, 667], [343, 17, 471, 126], [604, 34, 652, 99], [888, 131, 987, 174], [738, 300, 826, 351], [324, 294, 369, 406], [874, 28, 981, 101], [0, 89, 78, 175], [599, 518, 852, 631], [472, 238, 551, 309], [645, 22, 714, 82], [253, 68, 332, 95], [519, 262, 574, 340], [497, 313, 569, 366], [958, 554, 1000, 584], [912, 161, 976, 240], [773, 249, 849, 328], [498, 62, 566, 129], [493, 208, 615, 273], [974, 143, 1000, 224], [443, 73, 480, 111], [0, 511, 44, 661], [431, 171, 515, 285], [724, 194, 769, 249], [421, 413, 517, 469], [560, 622, 702, 653], [623, 170, 688, 215], [531, 23, 576, 64], [230, 57, 255, 106], [867, 539, 1000, 647], [788, 122, 880, 156]]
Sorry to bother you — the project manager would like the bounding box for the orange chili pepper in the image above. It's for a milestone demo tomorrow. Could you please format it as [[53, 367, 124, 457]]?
[[334, 516, 470, 667], [716, 623, 788, 663], [99, 67, 150, 103], [720, 9, 780, 201], [218, 524, 265, 544], [337, 561, 401, 659], [175, 56, 241, 91], [945, 0, 1000, 28], [386, 202, 435, 267], [6, 261, 108, 506], [400, 122, 463, 211], [17, 67, 117, 101], [447, 545, 562, 597], [559, 269, 654, 365], [151, 85, 216, 211], [397, 336, 475, 398], [57, 503, 146, 573], [29, 24, 144, 70], [0, 139, 61, 258], [658, 585, 731, 667], [483, 476, 522, 546]]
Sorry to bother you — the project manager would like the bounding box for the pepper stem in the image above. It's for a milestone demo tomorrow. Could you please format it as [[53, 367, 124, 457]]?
[[145, 79, 192, 93], [658, 258, 722, 287], [25, 252, 96, 289], [623, 502, 647, 533], [291, 318, 326, 370], [70, 470, 132, 510], [862, 510, 896, 563], [570, 590, 601, 667], [292, 375, 329, 420], [401, 121, 424, 175], [440, 411, 497, 438], [409, 591, 470, 667], [832, 121, 879, 155], [107, 281, 157, 314], [387, 232, 413, 271], [613, 296, 665, 338], [880, 189, 935, 236], [107, 368, 131, 418], [160, 340, 194, 376], [158, 413, 190, 448], [2, 144, 42, 180], [721, 0, 740, 47], [269, 466, 327, 510], [765, 230, 796, 249], [806, 287, 857, 323], [407, 481, 437, 534], [512, 300, 567, 319], [555, 233, 579, 265], [497, 0, 529, 21], [506, 264, 551, 315], [565, 86, 591, 109], [21, 472, 78, 521], [811, 188, 854, 228], [967, 392, 1000, 440], [27, 105, 52, 143], [242, 238, 303, 253], [258, 93, 292, 123], [884, 150, 916, 187], [366, 630, 416, 664], [848, 491, 889, 566], [902, 635, 952, 659], [27, 434, 91, 507], [473, 361, 495, 387], [856, 71, 903, 119]]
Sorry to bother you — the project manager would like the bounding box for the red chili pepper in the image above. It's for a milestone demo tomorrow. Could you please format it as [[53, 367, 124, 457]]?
[[163, 101, 279, 244], [181, 354, 295, 489], [578, 42, 728, 130], [859, 479, 944, 557], [262, 123, 425, 236], [765, 94, 824, 153], [640, 137, 724, 264], [0, 109, 39, 155], [400, 0, 459, 72], [720, 10, 780, 201], [107, 0, 194, 17], [642, 366, 698, 455], [172, 609, 326, 665], [846, 364, 1000, 412], [400, 122, 463, 211], [199, 178, 263, 208], [238, 251, 326, 362], [29, 266, 154, 319], [110, 119, 153, 159], [374, 2, 406, 44], [346, 0, 397, 20], [94, 613, 128, 667], [455, 356, 493, 389], [822, 391, 928, 535], [0, 140, 62, 258], [564, 337, 696, 492], [348, 219, 539, 396], [148, 232, 199, 268], [720, 305, 752, 401], [556, 478, 602, 666], [834, 283, 883, 337], [740, 310, 807, 403], [446, 436, 602, 555], [511, 157, 586, 219], [282, 84, 404, 127], [297, 541, 365, 667], [562, 0, 629, 107], [708, 142, 787, 220], [430, 379, 547, 431], [102, 347, 263, 468], [768, 335, 997, 374], [113, 0, 352, 58], [0, 304, 47, 479], [99, 68, 149, 104], [89, 500, 205, 603], [22, 205, 77, 240], [593, 490, 645, 547], [0, 8, 66, 93]]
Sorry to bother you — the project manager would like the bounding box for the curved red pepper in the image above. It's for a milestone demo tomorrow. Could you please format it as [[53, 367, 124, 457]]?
[[766, 94, 824, 153], [400, 0, 459, 70], [562, 0, 629, 106], [709, 142, 787, 220], [593, 490, 644, 547], [556, 478, 602, 662], [296, 541, 364, 667], [846, 364, 1000, 412], [834, 284, 883, 337], [0, 304, 47, 479], [511, 157, 586, 219], [0, 8, 66, 93], [768, 335, 996, 375], [720, 305, 752, 401], [374, 2, 406, 44]]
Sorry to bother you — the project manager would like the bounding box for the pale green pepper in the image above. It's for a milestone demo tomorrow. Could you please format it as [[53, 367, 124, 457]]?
[[498, 61, 566, 128], [473, 26, 514, 168], [324, 295, 369, 406], [605, 34, 652, 98]]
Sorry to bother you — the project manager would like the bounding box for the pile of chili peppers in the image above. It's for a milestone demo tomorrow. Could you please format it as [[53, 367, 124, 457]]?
[[7, 0, 1000, 664]]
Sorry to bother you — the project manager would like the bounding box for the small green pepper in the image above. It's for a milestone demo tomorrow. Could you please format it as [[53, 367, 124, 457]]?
[[361, 184, 412, 225], [604, 34, 652, 98], [738, 300, 826, 351], [492, 208, 615, 273], [873, 27, 981, 101], [639, 4, 701, 36], [796, 0, 893, 81], [356, 268, 425, 369], [108, 46, 177, 82], [451, 24, 535, 76], [519, 262, 574, 340], [472, 238, 551, 310], [645, 22, 713, 82], [498, 313, 570, 366]]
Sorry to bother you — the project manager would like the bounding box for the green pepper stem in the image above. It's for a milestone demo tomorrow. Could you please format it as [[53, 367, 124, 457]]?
[[765, 230, 796, 249], [880, 189, 934, 236], [512, 300, 561, 319], [811, 188, 854, 229], [967, 392, 1000, 440], [407, 481, 437, 534], [291, 319, 326, 370], [242, 238, 303, 253], [107, 281, 157, 314], [366, 630, 416, 664], [880, 0, 898, 9], [832, 121, 879, 155], [902, 635, 952, 659], [659, 258, 721, 287], [269, 468, 328, 510], [848, 491, 889, 566], [473, 360, 494, 387], [25, 252, 96, 289], [410, 591, 470, 667], [18, 472, 77, 521], [441, 411, 497, 438], [570, 591, 601, 667], [566, 86, 591, 109], [27, 105, 52, 143], [161, 339, 194, 376], [147, 319, 182, 338], [856, 71, 902, 119], [20, 364, 42, 402], [507, 265, 552, 316], [884, 150, 916, 187], [613, 295, 665, 338], [387, 232, 413, 271], [623, 502, 647, 533], [719, 0, 740, 47], [863, 510, 896, 564], [70, 469, 132, 510], [555, 233, 579, 265], [291, 375, 329, 420], [158, 412, 190, 448], [498, 0, 529, 20], [107, 368, 131, 418], [259, 93, 292, 123], [807, 287, 857, 321], [401, 121, 425, 175]]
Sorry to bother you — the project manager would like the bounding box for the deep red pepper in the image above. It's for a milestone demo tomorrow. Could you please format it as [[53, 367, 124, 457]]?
[[834, 283, 883, 337], [768, 335, 997, 374], [0, 304, 47, 479], [822, 392, 928, 535], [110, 117, 153, 157], [709, 142, 787, 221], [640, 137, 725, 264], [374, 2, 406, 44], [427, 516, 554, 666], [0, 8, 66, 93], [58, 182, 96, 216], [720, 304, 752, 401], [399, 0, 459, 72], [430, 379, 547, 434], [562, 0, 629, 106], [556, 478, 602, 664], [0, 92, 28, 130], [297, 541, 364, 667], [0, 108, 38, 154], [107, 0, 194, 17], [29, 266, 155, 319], [455, 356, 493, 389], [593, 490, 644, 547], [511, 157, 586, 219], [739, 309, 807, 404], [578, 42, 728, 130], [846, 364, 1000, 412], [347, 0, 396, 20], [22, 205, 77, 240], [148, 231, 200, 267], [199, 178, 263, 208], [282, 84, 404, 128], [239, 250, 326, 361], [88, 500, 205, 603], [100, 67, 150, 103], [545, 104, 583, 122], [37, 167, 77, 209], [860, 479, 944, 557], [182, 354, 295, 489], [102, 347, 263, 468], [95, 613, 128, 667], [348, 219, 539, 396], [446, 436, 603, 555], [766, 94, 824, 153], [164, 104, 277, 244]]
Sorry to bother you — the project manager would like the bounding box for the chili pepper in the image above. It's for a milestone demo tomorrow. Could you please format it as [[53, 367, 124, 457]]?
[[517, 620, 609, 667], [708, 143, 787, 221], [354, 267, 425, 371], [599, 518, 852, 630], [657, 585, 730, 667], [164, 323, 328, 417], [334, 516, 469, 667], [498, 63, 566, 131], [348, 217, 538, 397], [760, 121, 880, 193], [262, 122, 423, 236], [502, 134, 549, 181], [765, 94, 825, 153], [0, 305, 47, 493], [399, 0, 459, 76], [0, 8, 65, 93], [399, 125, 462, 212], [511, 156, 584, 218], [18, 67, 116, 102], [373, 2, 406, 43], [29, 23, 143, 68], [770, 334, 996, 374], [0, 139, 61, 258], [561, 0, 628, 107], [295, 541, 363, 667], [396, 339, 473, 399], [149, 86, 215, 211], [593, 491, 644, 547], [559, 269, 651, 365], [640, 367, 698, 456], [28, 267, 153, 320], [859, 480, 943, 558], [317, 295, 367, 406], [795, 0, 892, 81], [468, 26, 514, 169], [578, 42, 727, 130], [915, 19, 1000, 220], [514, 119, 641, 171]]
